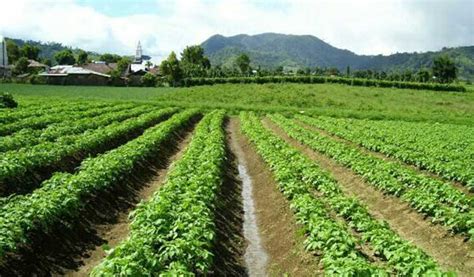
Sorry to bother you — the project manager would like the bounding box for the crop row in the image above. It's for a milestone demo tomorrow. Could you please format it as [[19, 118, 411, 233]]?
[[0, 102, 132, 136], [0, 108, 177, 196], [0, 101, 113, 124], [295, 115, 473, 211], [0, 109, 198, 260], [270, 114, 474, 238], [296, 115, 474, 188], [92, 110, 226, 275], [0, 103, 148, 152], [240, 112, 442, 275], [182, 76, 466, 92]]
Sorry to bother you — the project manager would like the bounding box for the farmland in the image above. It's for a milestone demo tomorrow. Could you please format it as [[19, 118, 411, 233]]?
[[0, 82, 473, 276]]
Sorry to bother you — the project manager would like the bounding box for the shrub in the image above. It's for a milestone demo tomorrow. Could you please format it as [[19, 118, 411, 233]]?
[[141, 73, 157, 87], [0, 93, 18, 108]]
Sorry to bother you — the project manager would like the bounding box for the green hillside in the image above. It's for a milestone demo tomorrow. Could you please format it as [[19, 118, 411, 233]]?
[[202, 33, 474, 80]]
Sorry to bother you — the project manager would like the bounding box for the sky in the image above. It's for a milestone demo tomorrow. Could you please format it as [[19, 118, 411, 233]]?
[[0, 0, 472, 62]]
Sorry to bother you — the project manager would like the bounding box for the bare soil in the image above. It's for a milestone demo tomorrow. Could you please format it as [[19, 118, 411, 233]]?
[[0, 119, 198, 276], [229, 118, 322, 276], [65, 129, 195, 276], [296, 120, 472, 197], [209, 119, 247, 276], [263, 118, 474, 276]]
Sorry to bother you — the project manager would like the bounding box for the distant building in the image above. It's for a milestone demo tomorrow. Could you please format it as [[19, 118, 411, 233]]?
[[27, 59, 49, 72], [81, 62, 117, 75], [133, 41, 143, 64], [0, 36, 11, 77], [39, 65, 111, 86]]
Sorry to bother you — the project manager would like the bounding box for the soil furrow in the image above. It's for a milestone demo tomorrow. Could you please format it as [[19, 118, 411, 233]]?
[[229, 117, 322, 276], [296, 120, 472, 197], [0, 120, 197, 276], [64, 129, 196, 276], [262, 117, 474, 276], [209, 119, 247, 276]]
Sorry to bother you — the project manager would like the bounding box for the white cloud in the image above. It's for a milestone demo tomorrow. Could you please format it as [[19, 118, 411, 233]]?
[[0, 0, 472, 62]]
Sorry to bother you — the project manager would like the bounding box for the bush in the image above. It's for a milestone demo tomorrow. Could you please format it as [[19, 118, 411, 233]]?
[[180, 76, 466, 92], [141, 73, 157, 87], [0, 93, 18, 108]]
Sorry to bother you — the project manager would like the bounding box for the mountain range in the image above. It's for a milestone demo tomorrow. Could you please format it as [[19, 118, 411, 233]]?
[[201, 33, 474, 80]]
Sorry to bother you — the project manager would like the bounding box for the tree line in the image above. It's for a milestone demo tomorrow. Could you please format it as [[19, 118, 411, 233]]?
[[157, 45, 459, 86], [4, 39, 461, 86]]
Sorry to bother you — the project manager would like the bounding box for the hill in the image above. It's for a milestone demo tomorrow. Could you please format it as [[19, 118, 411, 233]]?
[[6, 38, 103, 63], [201, 33, 474, 80]]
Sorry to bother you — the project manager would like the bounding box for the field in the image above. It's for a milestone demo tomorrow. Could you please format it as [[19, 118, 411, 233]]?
[[0, 83, 473, 276]]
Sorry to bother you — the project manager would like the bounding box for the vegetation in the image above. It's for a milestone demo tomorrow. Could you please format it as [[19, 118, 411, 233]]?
[[160, 51, 183, 86], [433, 55, 458, 83], [0, 92, 18, 108], [201, 33, 474, 81], [297, 116, 474, 187], [5, 37, 102, 65], [2, 83, 473, 125], [273, 114, 474, 237], [54, 49, 76, 65], [77, 50, 88, 65], [92, 110, 225, 275], [241, 112, 444, 275], [182, 75, 466, 92], [0, 83, 472, 275]]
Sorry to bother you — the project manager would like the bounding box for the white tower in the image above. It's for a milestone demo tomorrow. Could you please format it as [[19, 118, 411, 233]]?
[[0, 36, 8, 67], [134, 41, 143, 64]]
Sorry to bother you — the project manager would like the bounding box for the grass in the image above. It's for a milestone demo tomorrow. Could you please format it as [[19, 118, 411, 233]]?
[[1, 83, 473, 125]]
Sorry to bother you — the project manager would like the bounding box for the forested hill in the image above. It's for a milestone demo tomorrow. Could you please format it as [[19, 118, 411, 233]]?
[[6, 38, 101, 61], [201, 33, 474, 80]]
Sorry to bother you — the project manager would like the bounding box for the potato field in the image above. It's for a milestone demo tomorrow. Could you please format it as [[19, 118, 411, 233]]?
[[0, 83, 473, 276]]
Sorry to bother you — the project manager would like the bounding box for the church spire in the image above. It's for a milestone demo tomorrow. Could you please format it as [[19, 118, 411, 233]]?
[[134, 41, 143, 63]]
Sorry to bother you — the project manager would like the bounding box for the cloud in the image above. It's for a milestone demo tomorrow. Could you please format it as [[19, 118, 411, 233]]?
[[0, 0, 472, 62]]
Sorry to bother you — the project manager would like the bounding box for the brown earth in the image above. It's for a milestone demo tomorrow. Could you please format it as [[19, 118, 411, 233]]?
[[209, 119, 247, 276], [263, 117, 474, 276], [228, 118, 322, 276], [65, 129, 195, 276], [296, 120, 472, 197], [0, 119, 198, 276]]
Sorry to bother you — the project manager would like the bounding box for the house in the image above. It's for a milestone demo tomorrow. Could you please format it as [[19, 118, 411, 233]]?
[[27, 59, 49, 73], [0, 36, 11, 77], [81, 62, 117, 75], [39, 65, 111, 86]]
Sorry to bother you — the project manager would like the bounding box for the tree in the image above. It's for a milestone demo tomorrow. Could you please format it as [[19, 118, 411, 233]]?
[[20, 44, 40, 60], [432, 55, 457, 83], [77, 50, 88, 65], [54, 49, 76, 65], [116, 57, 131, 74], [160, 51, 182, 86], [14, 57, 29, 74], [180, 45, 211, 77], [145, 61, 153, 69], [235, 53, 250, 75], [416, 68, 431, 83], [6, 40, 20, 64], [41, 58, 52, 67], [141, 72, 157, 87], [100, 53, 121, 63]]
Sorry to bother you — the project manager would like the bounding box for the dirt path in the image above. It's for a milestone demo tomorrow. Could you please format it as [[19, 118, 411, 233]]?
[[263, 118, 474, 276], [64, 130, 196, 276], [228, 118, 322, 276], [210, 119, 246, 276], [296, 120, 472, 197]]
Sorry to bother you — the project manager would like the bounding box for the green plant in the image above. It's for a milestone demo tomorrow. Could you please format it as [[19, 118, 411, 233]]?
[[0, 92, 18, 108]]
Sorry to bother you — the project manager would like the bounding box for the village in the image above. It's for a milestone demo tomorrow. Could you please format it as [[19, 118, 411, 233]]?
[[0, 37, 159, 86]]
